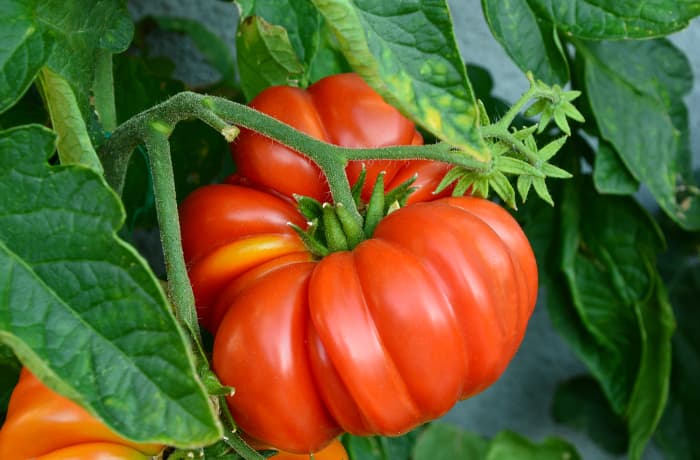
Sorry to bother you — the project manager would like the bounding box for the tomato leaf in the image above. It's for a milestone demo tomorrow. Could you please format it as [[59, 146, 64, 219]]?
[[343, 429, 423, 460], [581, 38, 700, 230], [0, 125, 221, 446], [312, 0, 488, 160], [481, 0, 569, 85], [0, 345, 21, 425], [521, 0, 700, 40], [552, 376, 628, 455], [593, 142, 639, 195], [654, 222, 700, 460], [485, 431, 581, 460], [551, 174, 674, 459], [0, 0, 54, 114], [236, 15, 305, 100], [413, 423, 489, 460], [235, 0, 350, 93], [152, 16, 238, 87]]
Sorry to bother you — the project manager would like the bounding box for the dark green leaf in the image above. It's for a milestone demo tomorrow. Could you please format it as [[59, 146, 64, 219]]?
[[593, 142, 639, 195], [313, 0, 488, 159], [413, 423, 489, 460], [0, 0, 54, 114], [0, 345, 21, 425], [153, 16, 238, 86], [481, 0, 569, 85], [551, 173, 673, 459], [0, 125, 221, 446], [236, 16, 305, 100], [581, 38, 700, 229], [654, 224, 700, 460], [526, 0, 700, 40], [553, 375, 628, 454], [485, 431, 581, 460]]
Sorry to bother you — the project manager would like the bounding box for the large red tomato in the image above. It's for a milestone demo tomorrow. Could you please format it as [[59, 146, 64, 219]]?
[[0, 369, 163, 459], [180, 188, 537, 453], [230, 73, 452, 203]]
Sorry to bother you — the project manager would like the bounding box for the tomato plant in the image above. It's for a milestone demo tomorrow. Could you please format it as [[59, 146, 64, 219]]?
[[0, 1, 698, 460]]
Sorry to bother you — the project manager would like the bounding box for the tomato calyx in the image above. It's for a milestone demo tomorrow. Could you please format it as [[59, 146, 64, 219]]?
[[290, 171, 418, 257]]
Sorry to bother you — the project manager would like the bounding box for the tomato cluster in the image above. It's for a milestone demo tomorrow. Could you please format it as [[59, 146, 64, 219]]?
[[180, 74, 538, 453]]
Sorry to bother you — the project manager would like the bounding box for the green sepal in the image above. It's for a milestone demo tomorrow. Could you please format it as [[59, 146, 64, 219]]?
[[383, 175, 417, 211], [363, 172, 386, 238], [490, 172, 517, 209], [538, 136, 568, 161], [335, 203, 365, 249], [351, 167, 367, 209], [524, 98, 548, 118], [497, 156, 544, 177], [295, 194, 323, 221], [542, 163, 573, 179], [322, 203, 349, 252], [517, 175, 533, 203], [453, 174, 475, 197], [200, 368, 234, 397], [435, 166, 467, 194], [289, 222, 329, 258], [533, 177, 554, 206]]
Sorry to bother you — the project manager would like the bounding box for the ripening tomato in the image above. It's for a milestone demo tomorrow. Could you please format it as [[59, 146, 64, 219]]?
[[181, 186, 537, 453], [271, 438, 348, 460], [231, 73, 453, 203], [0, 369, 163, 460]]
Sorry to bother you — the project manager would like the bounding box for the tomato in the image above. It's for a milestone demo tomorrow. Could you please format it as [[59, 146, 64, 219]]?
[[0, 369, 163, 460], [181, 186, 537, 453], [272, 438, 348, 460], [231, 73, 452, 203]]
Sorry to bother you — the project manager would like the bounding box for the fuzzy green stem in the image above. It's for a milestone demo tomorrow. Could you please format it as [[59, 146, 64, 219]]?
[[143, 122, 201, 341], [93, 50, 117, 132]]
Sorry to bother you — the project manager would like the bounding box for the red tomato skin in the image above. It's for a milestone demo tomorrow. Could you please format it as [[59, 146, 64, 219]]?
[[197, 190, 537, 453], [231, 73, 437, 202], [0, 369, 162, 460]]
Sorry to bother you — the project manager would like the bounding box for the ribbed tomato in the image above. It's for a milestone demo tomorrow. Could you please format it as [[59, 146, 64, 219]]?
[[272, 438, 348, 460], [181, 186, 537, 453], [230, 73, 452, 203], [0, 369, 162, 460]]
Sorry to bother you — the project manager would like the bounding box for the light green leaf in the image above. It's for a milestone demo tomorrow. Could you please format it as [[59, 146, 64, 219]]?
[[582, 38, 698, 229], [0, 125, 221, 446], [481, 0, 569, 85], [497, 156, 543, 177], [236, 15, 305, 100], [593, 142, 639, 195], [0, 0, 54, 114], [517, 175, 533, 202], [538, 136, 567, 161], [37, 68, 102, 172], [489, 171, 517, 208], [312, 0, 488, 160], [541, 163, 573, 179], [533, 177, 553, 205]]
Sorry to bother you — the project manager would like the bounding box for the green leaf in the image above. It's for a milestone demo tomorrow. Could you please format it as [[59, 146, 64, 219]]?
[[489, 171, 517, 208], [0, 0, 54, 114], [593, 141, 639, 195], [525, 0, 700, 40], [343, 428, 423, 460], [236, 16, 305, 100], [497, 156, 543, 177], [153, 16, 237, 86], [37, 0, 134, 119], [37, 67, 103, 172], [236, 0, 349, 86], [654, 224, 700, 460], [413, 423, 489, 460], [551, 174, 674, 459], [481, 0, 569, 85], [0, 125, 221, 446], [485, 431, 582, 460], [312, 0, 488, 160], [552, 376, 628, 455], [581, 38, 700, 229], [532, 177, 553, 205]]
